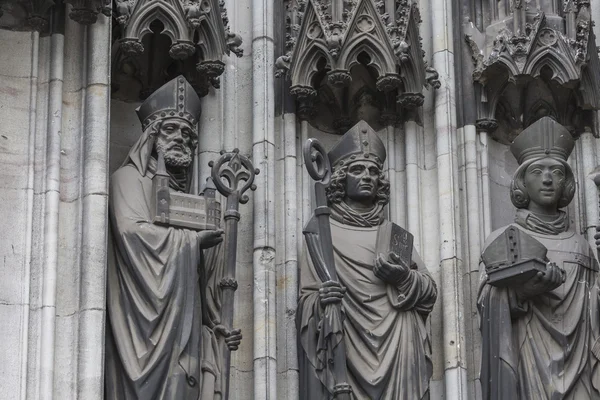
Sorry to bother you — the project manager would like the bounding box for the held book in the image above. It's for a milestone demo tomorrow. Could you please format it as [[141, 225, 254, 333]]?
[[376, 222, 414, 268]]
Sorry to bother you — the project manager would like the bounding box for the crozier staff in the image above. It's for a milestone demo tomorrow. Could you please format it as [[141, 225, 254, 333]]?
[[297, 121, 437, 400], [105, 76, 241, 400]]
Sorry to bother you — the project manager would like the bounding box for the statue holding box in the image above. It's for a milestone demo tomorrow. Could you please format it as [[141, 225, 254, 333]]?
[[105, 76, 246, 400], [478, 117, 600, 399]]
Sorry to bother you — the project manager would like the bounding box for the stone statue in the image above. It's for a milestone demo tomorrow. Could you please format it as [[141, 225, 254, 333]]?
[[297, 121, 438, 400], [105, 76, 241, 399], [478, 116, 600, 399]]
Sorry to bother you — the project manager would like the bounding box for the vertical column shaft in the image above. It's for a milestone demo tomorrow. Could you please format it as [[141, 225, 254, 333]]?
[[77, 14, 111, 400], [478, 131, 492, 237], [39, 17, 64, 400], [405, 120, 421, 251], [252, 0, 277, 398], [431, 0, 469, 397]]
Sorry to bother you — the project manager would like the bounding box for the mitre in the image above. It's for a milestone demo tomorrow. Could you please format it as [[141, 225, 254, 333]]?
[[136, 75, 202, 130], [510, 116, 574, 165], [328, 120, 386, 169]]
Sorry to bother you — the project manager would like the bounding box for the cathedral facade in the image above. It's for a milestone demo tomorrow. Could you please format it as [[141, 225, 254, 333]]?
[[1, 0, 600, 399]]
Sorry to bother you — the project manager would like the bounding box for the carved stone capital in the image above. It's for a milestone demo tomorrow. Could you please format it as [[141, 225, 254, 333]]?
[[197, 60, 226, 78], [327, 69, 352, 88], [476, 118, 499, 133], [376, 74, 402, 92], [290, 85, 317, 121], [169, 41, 196, 60], [119, 38, 144, 56], [397, 92, 425, 109]]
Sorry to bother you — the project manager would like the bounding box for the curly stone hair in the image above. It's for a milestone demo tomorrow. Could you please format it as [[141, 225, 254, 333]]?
[[510, 158, 576, 209], [326, 163, 391, 206]]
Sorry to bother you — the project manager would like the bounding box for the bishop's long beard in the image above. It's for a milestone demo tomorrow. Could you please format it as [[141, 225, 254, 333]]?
[[156, 141, 193, 168]]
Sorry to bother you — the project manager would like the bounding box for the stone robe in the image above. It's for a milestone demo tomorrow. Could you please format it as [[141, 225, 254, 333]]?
[[478, 217, 600, 400], [105, 130, 223, 400], [298, 218, 437, 400]]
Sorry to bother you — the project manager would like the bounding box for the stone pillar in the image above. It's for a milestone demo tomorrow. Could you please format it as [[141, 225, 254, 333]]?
[[431, 0, 469, 397], [578, 129, 599, 249], [39, 12, 64, 398], [251, 0, 277, 397], [405, 119, 422, 252], [0, 5, 111, 399], [276, 112, 299, 398]]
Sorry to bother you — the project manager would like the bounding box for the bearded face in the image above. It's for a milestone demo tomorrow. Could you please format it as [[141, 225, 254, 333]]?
[[155, 119, 197, 168]]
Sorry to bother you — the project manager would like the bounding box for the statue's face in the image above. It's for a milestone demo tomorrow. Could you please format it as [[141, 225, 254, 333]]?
[[155, 118, 196, 168], [345, 160, 380, 206], [523, 157, 565, 213]]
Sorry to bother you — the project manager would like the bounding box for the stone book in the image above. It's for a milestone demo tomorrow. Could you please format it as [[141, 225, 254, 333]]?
[[482, 226, 548, 287], [376, 222, 414, 267]]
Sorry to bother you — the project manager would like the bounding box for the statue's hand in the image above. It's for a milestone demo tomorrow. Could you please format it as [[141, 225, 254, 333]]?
[[595, 226, 600, 248], [319, 280, 346, 307], [374, 252, 411, 285], [515, 262, 565, 299], [214, 325, 242, 351], [198, 229, 224, 249]]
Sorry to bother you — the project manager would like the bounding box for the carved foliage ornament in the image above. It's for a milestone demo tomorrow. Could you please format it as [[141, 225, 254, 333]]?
[[465, 1, 600, 140], [466, 6, 595, 87], [0, 0, 111, 31]]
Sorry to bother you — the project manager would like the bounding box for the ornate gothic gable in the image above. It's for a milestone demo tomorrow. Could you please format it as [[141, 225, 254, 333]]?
[[466, 1, 600, 142], [111, 0, 243, 101], [278, 0, 438, 132]]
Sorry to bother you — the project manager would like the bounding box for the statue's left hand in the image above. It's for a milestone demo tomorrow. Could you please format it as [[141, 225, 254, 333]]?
[[374, 252, 411, 285], [198, 229, 224, 249], [214, 325, 243, 351]]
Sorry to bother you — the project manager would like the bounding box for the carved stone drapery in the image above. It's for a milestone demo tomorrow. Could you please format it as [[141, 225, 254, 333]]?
[[277, 0, 438, 133], [0, 0, 110, 32], [110, 0, 243, 101], [465, 1, 600, 143]]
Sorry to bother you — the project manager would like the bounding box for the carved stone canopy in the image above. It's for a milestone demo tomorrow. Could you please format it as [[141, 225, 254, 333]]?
[[0, 0, 110, 32], [466, 1, 600, 143], [278, 0, 438, 133], [111, 0, 243, 101]]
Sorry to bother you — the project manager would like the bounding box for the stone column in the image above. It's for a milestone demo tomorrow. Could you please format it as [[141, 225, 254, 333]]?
[[277, 112, 299, 397], [39, 11, 64, 398], [578, 129, 599, 249], [252, 0, 277, 397], [76, 13, 111, 400], [431, 0, 469, 397], [405, 119, 422, 251]]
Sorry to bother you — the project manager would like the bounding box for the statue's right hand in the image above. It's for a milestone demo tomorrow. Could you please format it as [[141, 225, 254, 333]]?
[[595, 226, 600, 248], [515, 262, 565, 299], [319, 280, 346, 307], [198, 229, 224, 249]]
